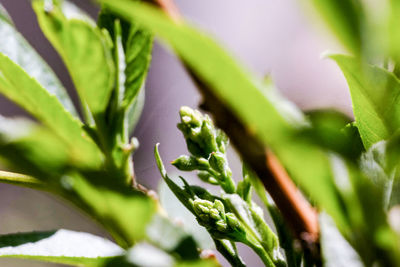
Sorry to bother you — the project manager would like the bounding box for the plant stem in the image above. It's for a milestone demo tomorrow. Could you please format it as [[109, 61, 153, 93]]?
[[244, 235, 275, 267]]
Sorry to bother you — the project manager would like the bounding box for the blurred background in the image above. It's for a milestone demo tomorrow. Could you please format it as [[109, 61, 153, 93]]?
[[0, 0, 351, 266]]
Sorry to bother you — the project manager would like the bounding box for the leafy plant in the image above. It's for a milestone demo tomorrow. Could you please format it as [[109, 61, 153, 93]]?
[[1, 0, 400, 266]]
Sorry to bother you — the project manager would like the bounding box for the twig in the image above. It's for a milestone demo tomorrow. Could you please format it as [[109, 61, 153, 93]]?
[[150, 0, 320, 255]]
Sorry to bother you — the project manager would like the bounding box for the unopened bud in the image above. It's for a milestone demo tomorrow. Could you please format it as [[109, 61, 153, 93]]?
[[226, 213, 242, 232], [209, 208, 221, 220], [172, 155, 209, 171], [216, 129, 229, 153], [179, 106, 202, 127], [215, 220, 228, 232], [171, 155, 197, 171], [213, 199, 225, 216], [199, 120, 218, 154], [209, 152, 230, 175]]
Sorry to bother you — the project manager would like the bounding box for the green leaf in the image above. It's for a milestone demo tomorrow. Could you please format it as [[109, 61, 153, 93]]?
[[102, 0, 347, 236], [389, 0, 400, 60], [97, 6, 152, 135], [0, 229, 123, 267], [68, 174, 156, 248], [331, 54, 400, 149], [33, 0, 115, 117], [0, 170, 44, 190], [146, 215, 200, 260], [121, 21, 152, 110], [102, 243, 219, 267], [319, 213, 363, 267], [310, 0, 363, 54], [298, 110, 363, 160], [0, 3, 77, 116], [0, 54, 102, 168]]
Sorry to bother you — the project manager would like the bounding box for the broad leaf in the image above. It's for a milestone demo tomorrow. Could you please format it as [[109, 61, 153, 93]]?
[[146, 215, 200, 260], [0, 115, 71, 180], [310, 0, 363, 54], [102, 242, 219, 267], [332, 54, 400, 149], [68, 174, 156, 248], [0, 54, 102, 168], [100, 0, 348, 233], [33, 0, 115, 117], [0, 229, 123, 267], [319, 213, 363, 267], [0, 3, 77, 115]]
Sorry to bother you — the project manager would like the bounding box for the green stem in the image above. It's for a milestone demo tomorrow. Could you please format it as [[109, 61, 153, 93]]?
[[244, 236, 275, 267]]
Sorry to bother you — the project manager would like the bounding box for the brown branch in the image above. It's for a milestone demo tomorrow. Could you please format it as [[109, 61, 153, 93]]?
[[151, 0, 320, 257]]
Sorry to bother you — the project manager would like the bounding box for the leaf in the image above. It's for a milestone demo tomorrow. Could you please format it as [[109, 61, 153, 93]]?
[[102, 242, 219, 267], [0, 170, 44, 190], [100, 0, 348, 235], [319, 213, 363, 267], [146, 215, 200, 260], [69, 174, 156, 248], [97, 7, 152, 135], [331, 54, 400, 149], [0, 229, 123, 267], [33, 0, 115, 117], [121, 21, 152, 110], [359, 141, 394, 209], [389, 0, 400, 60], [0, 54, 102, 168], [310, 0, 363, 54], [0, 3, 77, 116], [0, 115, 100, 185]]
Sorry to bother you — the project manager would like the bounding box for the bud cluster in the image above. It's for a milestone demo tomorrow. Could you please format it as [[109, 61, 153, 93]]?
[[190, 198, 245, 241], [173, 106, 235, 193]]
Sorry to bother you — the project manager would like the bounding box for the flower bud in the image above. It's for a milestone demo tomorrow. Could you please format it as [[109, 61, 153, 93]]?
[[179, 106, 202, 127], [216, 129, 229, 153], [209, 208, 221, 220], [215, 220, 228, 232], [226, 213, 243, 233], [199, 120, 218, 154], [172, 155, 209, 171], [213, 199, 225, 216], [209, 152, 230, 176]]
